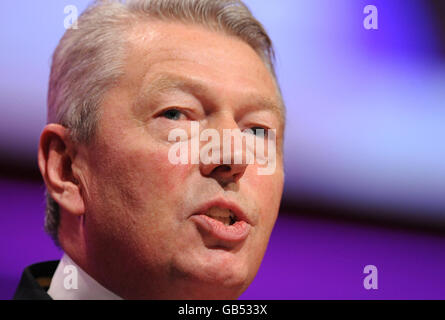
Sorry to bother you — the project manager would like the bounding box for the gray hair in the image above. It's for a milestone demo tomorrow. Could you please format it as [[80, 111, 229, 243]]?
[[45, 0, 281, 245]]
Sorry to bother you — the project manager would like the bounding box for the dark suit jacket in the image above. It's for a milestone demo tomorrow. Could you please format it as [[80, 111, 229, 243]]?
[[13, 261, 59, 300]]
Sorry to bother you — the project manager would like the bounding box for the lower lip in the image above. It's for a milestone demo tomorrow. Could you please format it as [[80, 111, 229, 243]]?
[[190, 214, 251, 243]]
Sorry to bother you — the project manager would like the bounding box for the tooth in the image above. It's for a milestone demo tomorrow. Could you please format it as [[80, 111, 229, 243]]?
[[207, 207, 231, 218], [204, 207, 237, 225]]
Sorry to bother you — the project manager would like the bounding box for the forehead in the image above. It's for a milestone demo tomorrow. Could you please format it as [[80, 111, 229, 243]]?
[[122, 20, 284, 124]]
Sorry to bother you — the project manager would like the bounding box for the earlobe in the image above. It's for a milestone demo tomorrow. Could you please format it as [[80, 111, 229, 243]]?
[[38, 124, 85, 216]]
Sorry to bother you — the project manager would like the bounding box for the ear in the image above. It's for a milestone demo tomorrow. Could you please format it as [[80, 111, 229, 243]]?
[[38, 124, 85, 216]]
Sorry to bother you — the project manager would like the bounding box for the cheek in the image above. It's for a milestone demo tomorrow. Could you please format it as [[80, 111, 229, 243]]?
[[241, 167, 284, 285], [243, 164, 284, 246], [247, 165, 284, 210], [86, 136, 193, 218], [84, 139, 195, 258], [141, 149, 191, 192]]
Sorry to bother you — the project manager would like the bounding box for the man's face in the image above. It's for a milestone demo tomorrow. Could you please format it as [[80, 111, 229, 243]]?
[[78, 20, 284, 299]]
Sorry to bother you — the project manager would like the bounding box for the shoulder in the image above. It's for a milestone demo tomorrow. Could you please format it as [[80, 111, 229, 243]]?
[[13, 260, 60, 300]]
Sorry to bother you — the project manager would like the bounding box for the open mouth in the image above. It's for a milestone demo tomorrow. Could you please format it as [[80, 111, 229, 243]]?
[[205, 207, 237, 226], [190, 201, 251, 243]]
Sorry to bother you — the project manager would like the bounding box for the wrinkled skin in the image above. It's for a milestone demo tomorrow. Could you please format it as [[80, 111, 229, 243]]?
[[42, 20, 284, 299]]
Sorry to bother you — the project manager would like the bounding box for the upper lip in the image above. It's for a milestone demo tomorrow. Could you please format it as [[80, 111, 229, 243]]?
[[192, 198, 252, 225]]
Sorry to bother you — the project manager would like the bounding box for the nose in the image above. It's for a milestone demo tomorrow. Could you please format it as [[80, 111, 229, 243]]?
[[201, 162, 248, 186], [199, 114, 249, 186]]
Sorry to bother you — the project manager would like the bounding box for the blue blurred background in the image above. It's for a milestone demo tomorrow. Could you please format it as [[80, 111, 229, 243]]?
[[1, 0, 445, 299]]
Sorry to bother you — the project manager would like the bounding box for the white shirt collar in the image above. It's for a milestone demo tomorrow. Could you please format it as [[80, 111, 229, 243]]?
[[47, 253, 122, 300]]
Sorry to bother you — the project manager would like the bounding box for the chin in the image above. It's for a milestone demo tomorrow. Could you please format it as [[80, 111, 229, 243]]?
[[180, 278, 248, 300], [171, 253, 253, 299]]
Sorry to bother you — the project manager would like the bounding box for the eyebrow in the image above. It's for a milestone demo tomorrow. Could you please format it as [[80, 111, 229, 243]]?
[[139, 72, 285, 123], [146, 73, 207, 96]]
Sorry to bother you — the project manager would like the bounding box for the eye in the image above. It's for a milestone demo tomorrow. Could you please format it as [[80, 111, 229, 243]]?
[[160, 108, 185, 121], [248, 126, 269, 137]]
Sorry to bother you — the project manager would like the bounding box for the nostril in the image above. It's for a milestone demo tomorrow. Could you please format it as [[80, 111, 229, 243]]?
[[232, 172, 242, 181], [212, 165, 231, 174], [204, 163, 247, 188]]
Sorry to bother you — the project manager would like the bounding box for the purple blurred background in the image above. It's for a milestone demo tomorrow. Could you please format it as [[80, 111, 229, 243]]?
[[1, 0, 445, 299]]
